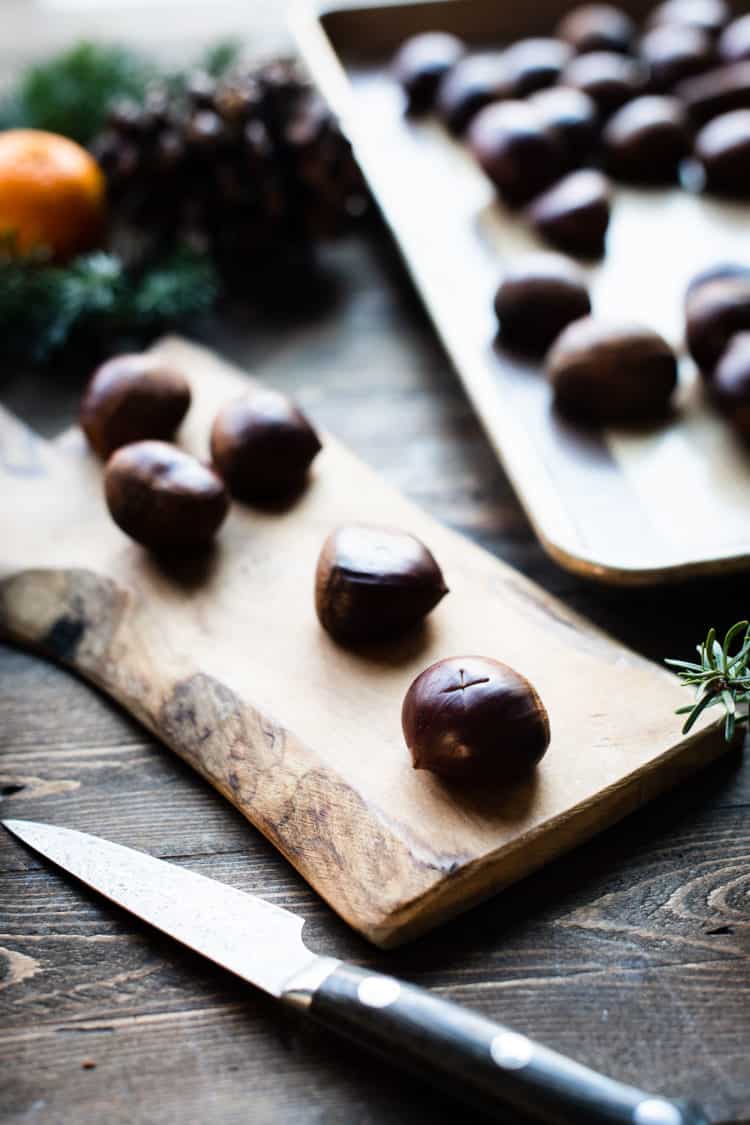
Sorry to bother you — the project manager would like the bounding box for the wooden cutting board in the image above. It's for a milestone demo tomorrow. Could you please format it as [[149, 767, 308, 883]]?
[[0, 337, 729, 947]]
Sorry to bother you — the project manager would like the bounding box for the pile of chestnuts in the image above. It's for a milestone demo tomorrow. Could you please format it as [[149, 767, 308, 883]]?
[[393, 0, 750, 260], [81, 351, 549, 789]]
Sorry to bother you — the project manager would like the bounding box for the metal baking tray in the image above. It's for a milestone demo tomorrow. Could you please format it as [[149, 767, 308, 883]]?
[[293, 0, 750, 584]]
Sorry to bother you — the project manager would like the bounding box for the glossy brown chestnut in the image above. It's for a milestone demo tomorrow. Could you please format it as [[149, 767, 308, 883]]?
[[80, 353, 191, 460], [646, 0, 730, 37], [556, 4, 636, 55], [401, 656, 550, 783], [546, 318, 678, 422], [604, 95, 690, 181], [676, 60, 750, 124], [435, 52, 512, 133], [392, 32, 466, 113], [315, 525, 448, 643], [719, 14, 750, 62], [494, 254, 592, 354], [639, 25, 714, 91], [104, 441, 229, 550], [526, 170, 612, 257], [561, 50, 647, 117], [695, 108, 750, 194], [529, 87, 600, 164], [685, 261, 750, 299], [210, 388, 321, 502], [711, 331, 750, 433], [501, 37, 572, 97], [468, 100, 565, 206], [685, 275, 750, 372]]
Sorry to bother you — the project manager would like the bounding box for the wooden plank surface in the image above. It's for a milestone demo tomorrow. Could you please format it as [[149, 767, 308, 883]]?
[[1, 2, 749, 1122], [0, 336, 729, 949]]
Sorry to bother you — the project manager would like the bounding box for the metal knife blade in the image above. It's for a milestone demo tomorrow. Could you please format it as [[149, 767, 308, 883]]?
[[2, 818, 324, 998], [3, 818, 710, 1125]]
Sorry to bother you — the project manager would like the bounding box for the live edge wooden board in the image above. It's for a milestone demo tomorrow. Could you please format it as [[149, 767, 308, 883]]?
[[0, 338, 729, 947]]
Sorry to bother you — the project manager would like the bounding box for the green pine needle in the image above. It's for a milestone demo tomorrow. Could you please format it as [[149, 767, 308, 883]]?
[[0, 247, 219, 365], [666, 621, 750, 741]]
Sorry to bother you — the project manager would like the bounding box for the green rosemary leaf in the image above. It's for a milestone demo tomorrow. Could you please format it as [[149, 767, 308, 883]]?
[[665, 659, 705, 672], [668, 621, 750, 743]]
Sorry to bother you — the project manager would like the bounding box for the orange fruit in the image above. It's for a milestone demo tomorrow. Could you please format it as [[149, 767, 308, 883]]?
[[0, 128, 106, 261]]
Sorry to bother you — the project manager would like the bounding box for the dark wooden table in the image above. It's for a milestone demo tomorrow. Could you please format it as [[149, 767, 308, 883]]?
[[2, 6, 750, 1125]]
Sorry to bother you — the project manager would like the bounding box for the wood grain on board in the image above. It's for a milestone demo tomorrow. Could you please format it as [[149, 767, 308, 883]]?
[[0, 336, 729, 947]]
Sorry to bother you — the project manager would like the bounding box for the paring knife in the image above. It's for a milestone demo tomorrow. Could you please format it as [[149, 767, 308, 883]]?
[[3, 819, 710, 1125]]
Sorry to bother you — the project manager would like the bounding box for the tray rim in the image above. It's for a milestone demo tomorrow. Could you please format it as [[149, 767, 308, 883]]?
[[291, 0, 750, 587]]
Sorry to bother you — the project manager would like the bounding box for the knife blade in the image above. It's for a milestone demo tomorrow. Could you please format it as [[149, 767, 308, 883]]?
[[3, 819, 710, 1125]]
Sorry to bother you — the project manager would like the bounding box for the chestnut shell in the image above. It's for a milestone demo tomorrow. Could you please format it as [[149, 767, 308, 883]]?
[[210, 388, 322, 502], [402, 655, 550, 783], [712, 331, 750, 433], [315, 524, 448, 643], [526, 170, 612, 258], [494, 253, 592, 354], [104, 440, 229, 551], [546, 317, 678, 423], [392, 32, 466, 113], [468, 100, 565, 206], [80, 353, 191, 460], [685, 275, 750, 373], [603, 95, 690, 182], [556, 4, 636, 55], [695, 108, 750, 195]]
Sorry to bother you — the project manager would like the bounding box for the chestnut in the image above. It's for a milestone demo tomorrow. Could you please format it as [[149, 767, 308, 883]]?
[[494, 254, 592, 354], [711, 331, 750, 433], [676, 60, 750, 124], [501, 38, 572, 97], [401, 655, 550, 783], [210, 388, 321, 503], [526, 169, 612, 258], [104, 441, 229, 551], [436, 52, 512, 133], [556, 4, 636, 55], [561, 50, 647, 118], [315, 525, 448, 643], [546, 318, 678, 423], [685, 275, 750, 372], [646, 0, 731, 37], [639, 25, 715, 91], [80, 353, 191, 460], [467, 100, 565, 206], [719, 14, 750, 62], [529, 87, 600, 164], [694, 108, 750, 195], [603, 95, 690, 181], [685, 261, 750, 299], [392, 32, 466, 113]]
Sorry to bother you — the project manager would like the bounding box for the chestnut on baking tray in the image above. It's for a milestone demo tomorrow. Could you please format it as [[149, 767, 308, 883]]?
[[402, 655, 550, 783], [711, 331, 750, 434], [694, 108, 750, 195], [315, 524, 448, 643], [468, 100, 565, 206], [685, 274, 750, 373], [719, 14, 750, 62], [603, 95, 690, 182], [392, 31, 466, 114], [556, 4, 636, 55], [80, 353, 191, 460], [494, 253, 592, 354], [526, 169, 612, 257], [546, 317, 678, 423], [436, 52, 512, 133], [501, 37, 572, 97], [639, 25, 714, 92], [645, 0, 731, 38], [529, 87, 600, 164], [561, 50, 647, 118]]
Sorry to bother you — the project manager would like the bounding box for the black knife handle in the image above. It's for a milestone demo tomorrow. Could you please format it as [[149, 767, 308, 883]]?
[[296, 963, 710, 1125]]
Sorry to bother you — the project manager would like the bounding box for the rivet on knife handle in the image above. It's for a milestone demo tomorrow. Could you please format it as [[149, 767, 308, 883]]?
[[283, 963, 711, 1125]]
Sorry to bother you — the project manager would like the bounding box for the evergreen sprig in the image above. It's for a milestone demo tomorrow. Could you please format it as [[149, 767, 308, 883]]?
[[0, 247, 219, 365], [666, 621, 750, 742]]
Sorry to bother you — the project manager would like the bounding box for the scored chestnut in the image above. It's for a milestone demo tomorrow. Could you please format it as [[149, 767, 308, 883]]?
[[104, 441, 229, 551], [468, 100, 565, 206], [210, 388, 322, 503], [494, 253, 592, 355], [80, 353, 191, 460], [402, 655, 550, 783], [526, 169, 612, 258], [603, 95, 690, 182], [392, 31, 466, 113], [546, 317, 678, 423], [556, 4, 636, 55], [315, 524, 448, 643]]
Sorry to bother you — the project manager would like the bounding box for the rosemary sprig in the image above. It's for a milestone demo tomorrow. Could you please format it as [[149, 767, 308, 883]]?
[[666, 620, 750, 742]]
